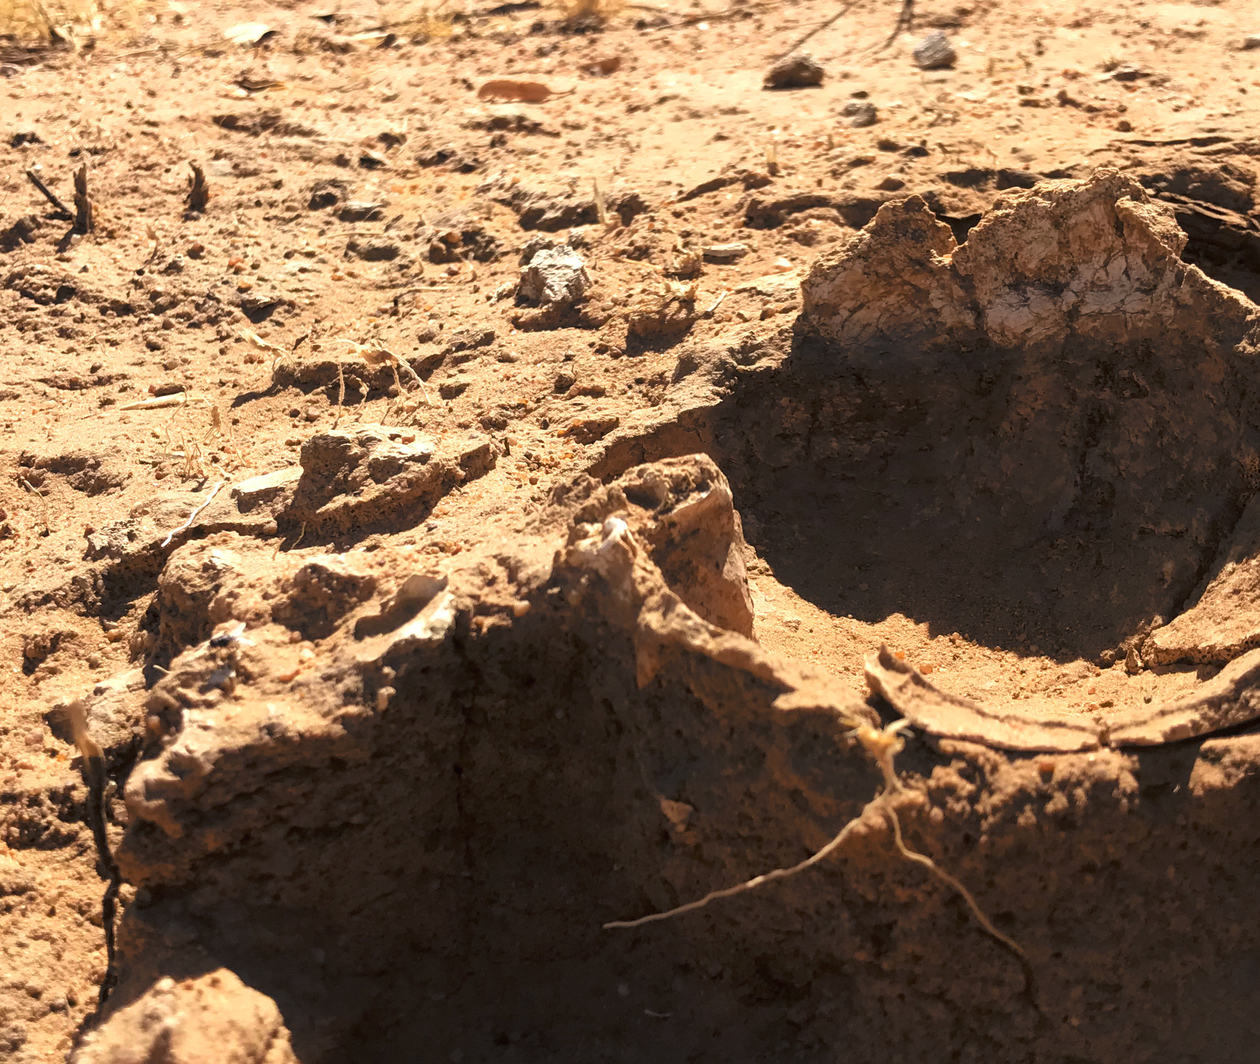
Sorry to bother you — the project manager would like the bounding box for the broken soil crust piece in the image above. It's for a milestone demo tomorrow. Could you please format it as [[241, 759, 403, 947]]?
[[24, 426, 495, 611], [517, 244, 591, 305], [71, 969, 298, 1064], [867, 644, 1260, 750], [152, 532, 380, 662], [283, 423, 500, 537], [625, 283, 700, 347], [557, 454, 755, 638]]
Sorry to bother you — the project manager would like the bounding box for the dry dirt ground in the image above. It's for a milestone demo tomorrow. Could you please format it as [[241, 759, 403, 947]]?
[[3, 1, 1260, 1061]]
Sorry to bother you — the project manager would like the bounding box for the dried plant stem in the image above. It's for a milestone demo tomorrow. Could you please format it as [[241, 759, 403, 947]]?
[[185, 161, 209, 213], [24, 167, 73, 220], [73, 162, 93, 234], [160, 479, 225, 548], [332, 361, 346, 429]]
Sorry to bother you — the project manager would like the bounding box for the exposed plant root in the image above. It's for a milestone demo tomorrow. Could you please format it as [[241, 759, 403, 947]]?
[[883, 804, 1031, 984], [603, 796, 880, 930], [851, 717, 911, 793], [606, 718, 1031, 995], [65, 701, 121, 1014]]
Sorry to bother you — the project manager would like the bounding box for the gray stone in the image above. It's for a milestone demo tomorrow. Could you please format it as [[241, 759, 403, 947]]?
[[764, 53, 824, 89], [842, 101, 878, 128], [518, 246, 591, 305], [913, 31, 957, 70]]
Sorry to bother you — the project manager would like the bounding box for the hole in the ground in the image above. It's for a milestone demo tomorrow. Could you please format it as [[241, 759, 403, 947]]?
[[1138, 159, 1260, 307], [599, 172, 1260, 721], [715, 330, 1251, 669]]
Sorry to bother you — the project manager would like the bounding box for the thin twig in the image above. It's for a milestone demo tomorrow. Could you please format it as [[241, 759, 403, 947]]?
[[24, 168, 73, 220], [772, 0, 860, 63], [160, 479, 225, 548], [876, 0, 915, 52]]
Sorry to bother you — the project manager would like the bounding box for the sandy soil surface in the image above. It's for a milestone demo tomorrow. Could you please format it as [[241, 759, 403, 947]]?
[[3, 1, 1260, 1061]]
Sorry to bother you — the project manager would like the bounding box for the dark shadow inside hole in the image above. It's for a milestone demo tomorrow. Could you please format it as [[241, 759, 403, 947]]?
[[704, 329, 1256, 664], [1177, 225, 1260, 308]]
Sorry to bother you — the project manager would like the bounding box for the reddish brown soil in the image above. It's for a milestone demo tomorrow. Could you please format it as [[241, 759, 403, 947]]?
[[3, 1, 1260, 1061]]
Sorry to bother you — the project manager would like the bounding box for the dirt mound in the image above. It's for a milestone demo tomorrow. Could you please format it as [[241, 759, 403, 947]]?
[[77, 171, 1260, 1064], [102, 455, 880, 1061], [7, 6, 1260, 1058], [72, 970, 297, 1064], [71, 446, 1260, 1063]]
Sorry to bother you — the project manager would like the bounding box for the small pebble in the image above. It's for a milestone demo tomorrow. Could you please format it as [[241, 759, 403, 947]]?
[[913, 31, 957, 70], [702, 242, 750, 264], [763, 53, 824, 89], [841, 100, 878, 127]]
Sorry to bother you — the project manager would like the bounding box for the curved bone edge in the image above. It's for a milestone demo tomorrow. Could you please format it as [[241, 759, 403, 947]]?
[[865, 646, 1101, 752]]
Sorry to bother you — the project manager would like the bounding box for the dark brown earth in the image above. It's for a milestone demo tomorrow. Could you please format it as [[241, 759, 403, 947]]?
[[3, 1, 1260, 1061]]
